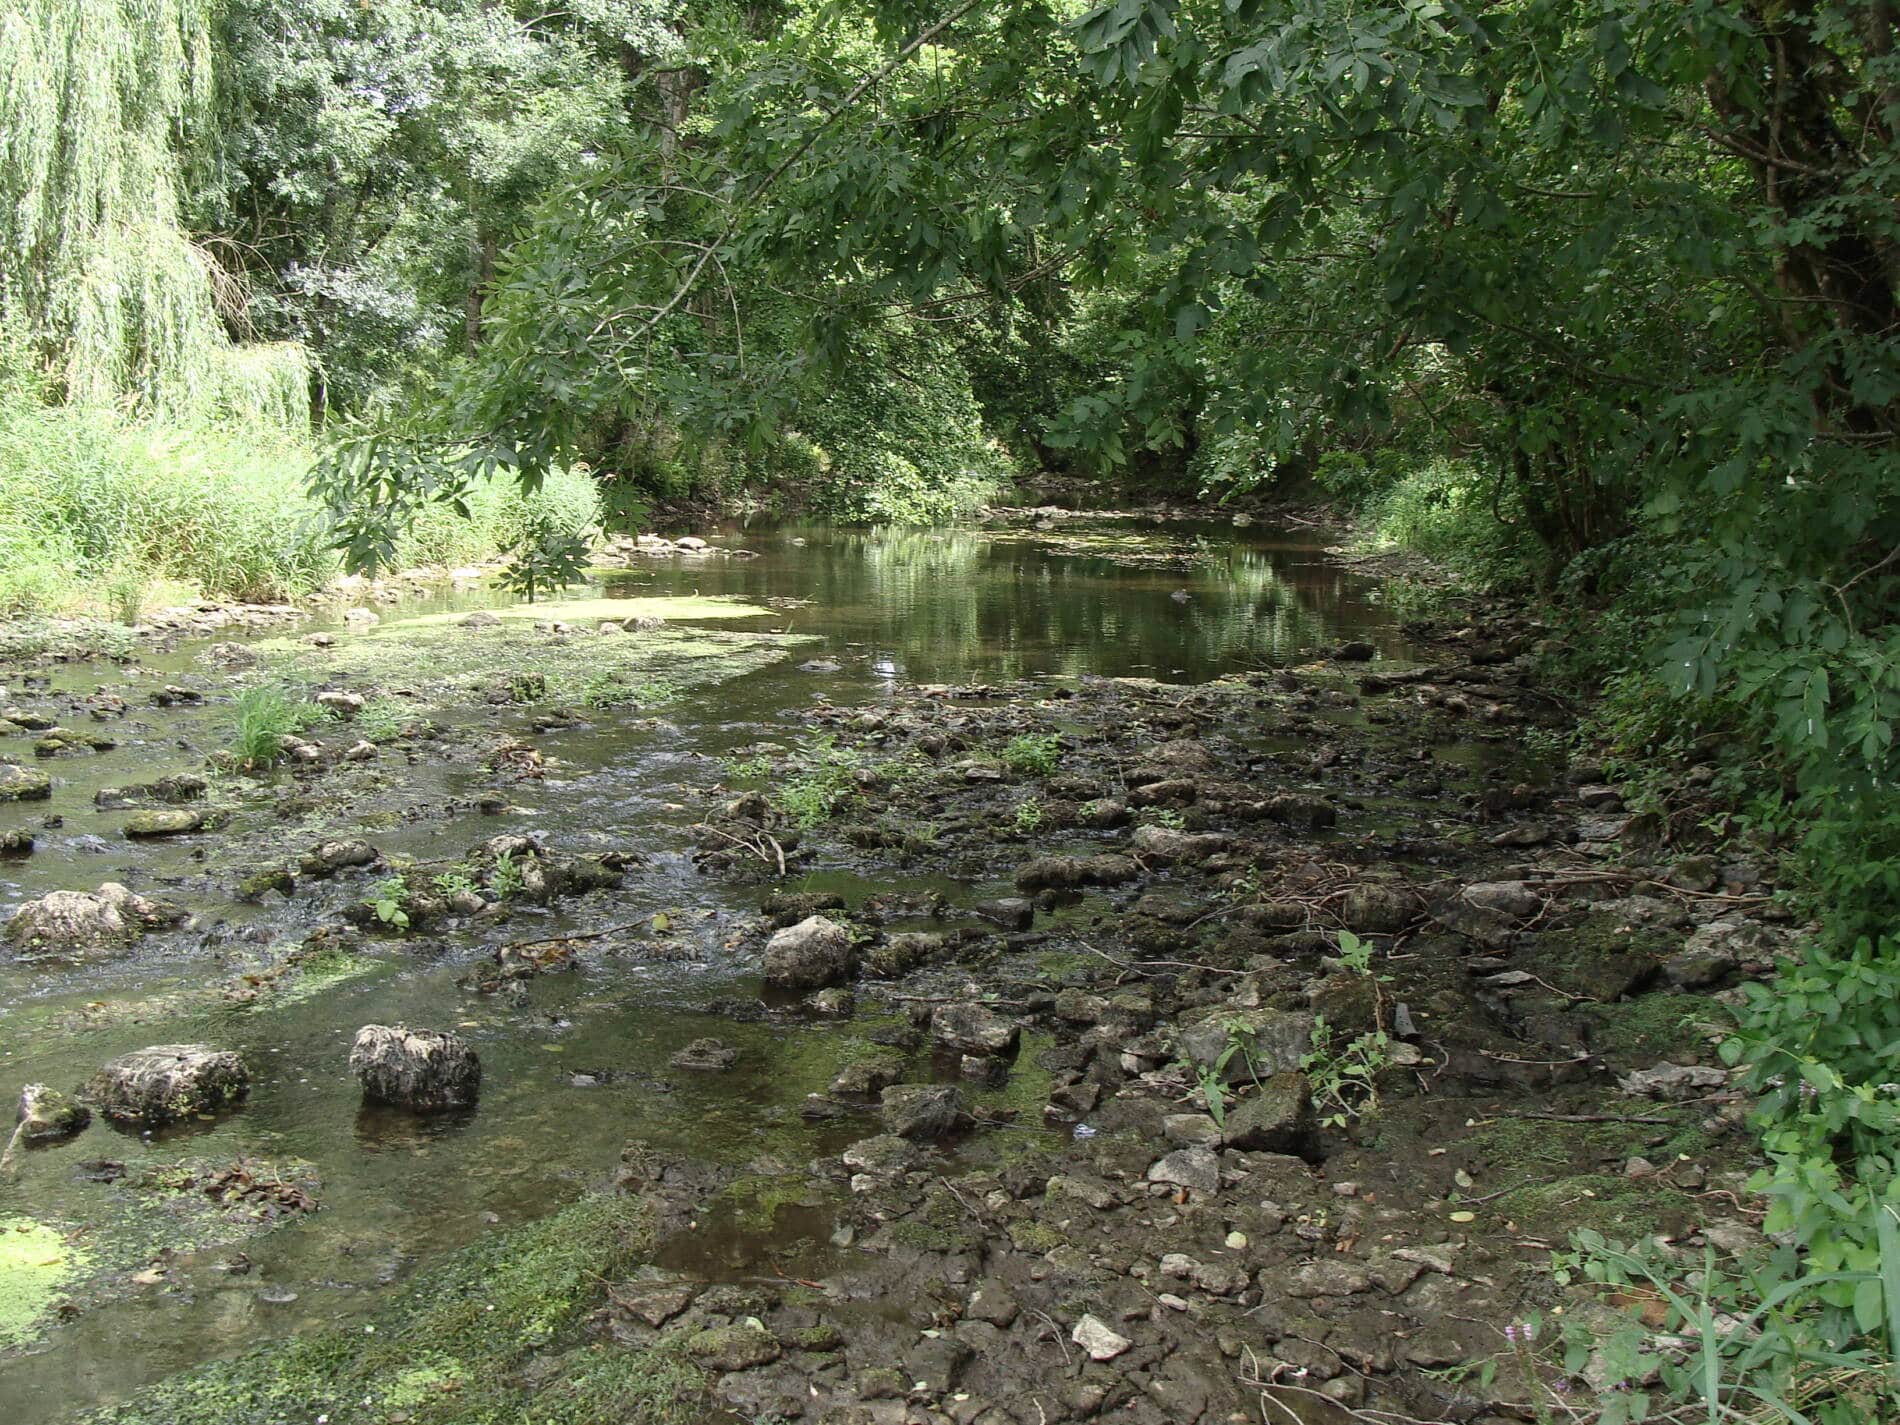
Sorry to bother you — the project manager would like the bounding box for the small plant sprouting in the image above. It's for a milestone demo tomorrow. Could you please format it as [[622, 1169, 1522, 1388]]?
[[432, 866, 478, 899], [1014, 797, 1045, 834], [1301, 1013, 1392, 1129], [364, 876, 411, 931], [1001, 732, 1062, 776], [489, 850, 525, 900]]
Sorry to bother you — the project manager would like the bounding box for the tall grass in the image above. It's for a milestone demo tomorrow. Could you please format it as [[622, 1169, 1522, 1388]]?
[[0, 391, 602, 617]]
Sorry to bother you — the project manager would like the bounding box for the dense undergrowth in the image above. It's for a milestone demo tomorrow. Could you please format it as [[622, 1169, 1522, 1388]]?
[[0, 375, 601, 617], [1356, 455, 1900, 1422]]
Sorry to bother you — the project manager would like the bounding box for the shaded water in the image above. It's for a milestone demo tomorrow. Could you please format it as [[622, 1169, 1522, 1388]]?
[[0, 521, 1406, 1420]]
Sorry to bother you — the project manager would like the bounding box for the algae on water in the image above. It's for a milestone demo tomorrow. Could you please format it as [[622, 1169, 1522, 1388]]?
[[0, 1217, 87, 1349]]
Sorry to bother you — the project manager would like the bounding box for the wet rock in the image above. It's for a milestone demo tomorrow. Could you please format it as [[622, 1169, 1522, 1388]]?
[[687, 1323, 781, 1372], [1071, 1314, 1133, 1361], [973, 896, 1034, 930], [16, 1083, 88, 1141], [1130, 824, 1231, 863], [122, 808, 215, 838], [86, 1045, 249, 1125], [1221, 1072, 1315, 1153], [202, 641, 257, 669], [841, 1134, 918, 1183], [300, 839, 380, 876], [1126, 740, 1215, 784], [1256, 793, 1336, 830], [669, 1038, 738, 1072], [807, 987, 855, 1018], [0, 829, 32, 855], [1163, 1113, 1224, 1148], [1077, 797, 1131, 828], [930, 1002, 1020, 1057], [1129, 777, 1199, 807], [1147, 1146, 1221, 1195], [0, 764, 53, 801], [881, 1084, 962, 1140], [967, 1278, 1019, 1327], [6, 882, 185, 956], [1333, 640, 1377, 661], [1436, 880, 1542, 946], [235, 866, 296, 903], [763, 915, 856, 991], [315, 690, 364, 716], [350, 1025, 481, 1112], [1015, 854, 1139, 892], [1178, 1008, 1314, 1082], [829, 1050, 904, 1097]]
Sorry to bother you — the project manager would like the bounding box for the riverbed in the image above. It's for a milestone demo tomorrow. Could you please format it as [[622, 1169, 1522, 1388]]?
[[0, 518, 1422, 1421]]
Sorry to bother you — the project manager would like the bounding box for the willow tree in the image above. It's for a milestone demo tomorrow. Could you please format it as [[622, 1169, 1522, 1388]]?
[[0, 0, 307, 421]]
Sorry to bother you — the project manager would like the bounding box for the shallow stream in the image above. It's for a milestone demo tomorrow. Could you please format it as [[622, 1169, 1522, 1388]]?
[[0, 519, 1407, 1421]]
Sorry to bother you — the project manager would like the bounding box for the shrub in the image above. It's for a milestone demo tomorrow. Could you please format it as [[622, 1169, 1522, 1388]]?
[[229, 686, 322, 768]]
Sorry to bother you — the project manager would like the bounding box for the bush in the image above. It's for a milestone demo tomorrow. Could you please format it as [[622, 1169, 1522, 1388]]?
[[1357, 459, 1541, 590]]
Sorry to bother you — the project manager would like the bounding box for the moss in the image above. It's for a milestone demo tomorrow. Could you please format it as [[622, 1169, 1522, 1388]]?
[[1583, 991, 1735, 1063], [1492, 1173, 1700, 1240], [87, 1193, 672, 1425], [1006, 1219, 1069, 1254], [0, 1217, 88, 1349]]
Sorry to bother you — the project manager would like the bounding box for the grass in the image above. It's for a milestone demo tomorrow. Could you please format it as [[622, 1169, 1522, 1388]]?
[[0, 389, 601, 618], [229, 685, 324, 768], [1001, 732, 1062, 775]]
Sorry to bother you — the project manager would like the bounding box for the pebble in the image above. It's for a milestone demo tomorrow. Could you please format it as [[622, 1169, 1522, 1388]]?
[[1071, 1314, 1132, 1361]]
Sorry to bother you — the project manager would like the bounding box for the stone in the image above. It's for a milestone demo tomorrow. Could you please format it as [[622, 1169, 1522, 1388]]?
[[315, 690, 364, 716], [930, 1002, 1019, 1057], [351, 1025, 481, 1111], [972, 897, 1034, 930], [85, 1045, 249, 1125], [1618, 1062, 1727, 1100], [0, 765, 52, 801], [300, 839, 379, 876], [687, 1323, 781, 1372], [1147, 1146, 1221, 1195], [16, 1083, 88, 1141], [1177, 1008, 1315, 1083], [5, 882, 184, 957], [1071, 1314, 1132, 1361], [763, 915, 856, 992], [1221, 1073, 1315, 1153], [1162, 1113, 1223, 1148], [1129, 824, 1231, 862], [967, 1278, 1019, 1327], [1340, 884, 1418, 933], [122, 808, 211, 838], [829, 1051, 904, 1097], [1014, 855, 1139, 892], [840, 1134, 917, 1178], [1436, 880, 1542, 946], [880, 1083, 961, 1140], [669, 1038, 738, 1072]]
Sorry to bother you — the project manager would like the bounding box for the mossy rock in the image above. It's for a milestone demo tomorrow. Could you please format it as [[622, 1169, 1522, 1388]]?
[[0, 764, 52, 801]]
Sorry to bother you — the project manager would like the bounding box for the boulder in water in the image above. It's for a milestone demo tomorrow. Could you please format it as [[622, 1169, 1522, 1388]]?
[[85, 1045, 249, 1125], [763, 915, 855, 991], [5, 883, 184, 957], [351, 1025, 481, 1111]]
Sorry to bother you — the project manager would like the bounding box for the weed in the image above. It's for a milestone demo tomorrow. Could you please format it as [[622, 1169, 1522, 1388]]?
[[356, 696, 414, 743], [1148, 806, 1186, 831], [1014, 798, 1045, 834], [431, 867, 477, 899], [489, 851, 525, 900], [1001, 733, 1062, 775], [1301, 1014, 1391, 1128], [772, 735, 862, 829], [229, 685, 321, 768], [363, 876, 411, 931], [101, 564, 148, 625]]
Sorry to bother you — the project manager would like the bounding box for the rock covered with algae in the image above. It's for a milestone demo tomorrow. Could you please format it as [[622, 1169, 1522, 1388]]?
[[84, 1045, 250, 1125]]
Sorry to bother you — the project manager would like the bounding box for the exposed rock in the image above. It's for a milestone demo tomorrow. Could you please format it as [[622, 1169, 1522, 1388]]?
[[16, 1083, 88, 1141], [829, 1051, 904, 1097], [1340, 884, 1419, 933], [5, 882, 184, 956], [1436, 880, 1542, 946], [86, 1045, 249, 1125], [1618, 1062, 1727, 1100], [687, 1323, 781, 1372], [669, 1038, 738, 1072], [880, 1083, 962, 1140], [972, 897, 1034, 930], [315, 690, 364, 716], [0, 764, 53, 802], [1178, 1008, 1315, 1082], [1071, 1314, 1132, 1361], [763, 915, 856, 991], [350, 1025, 481, 1111], [930, 1002, 1019, 1057], [1015, 854, 1139, 892], [1221, 1072, 1315, 1153], [122, 808, 215, 838], [1147, 1146, 1221, 1195], [300, 839, 380, 876], [1130, 824, 1231, 862]]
